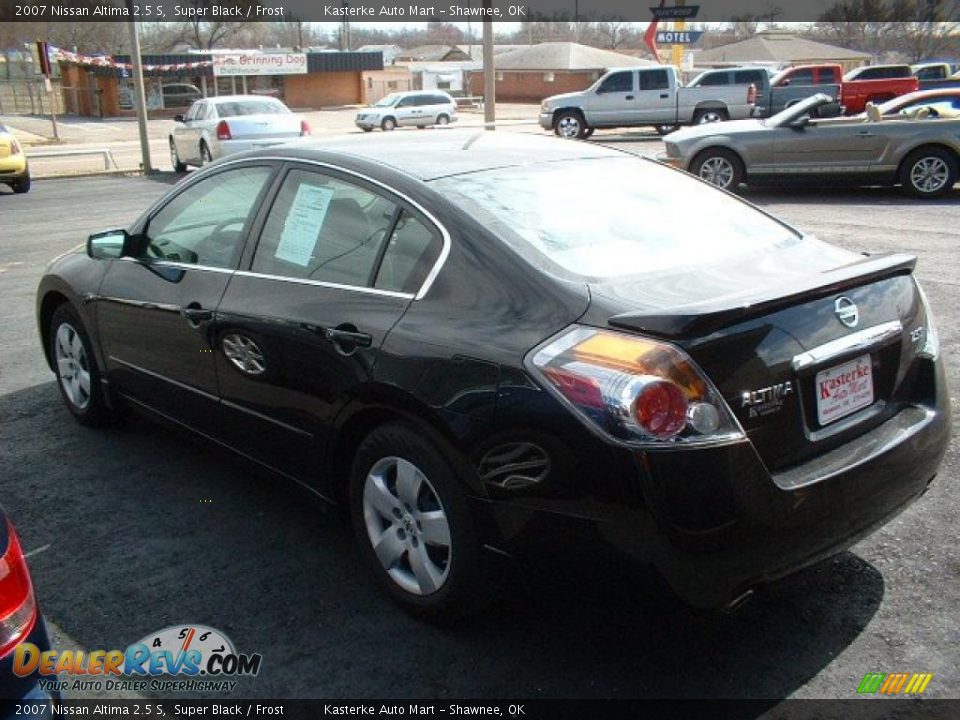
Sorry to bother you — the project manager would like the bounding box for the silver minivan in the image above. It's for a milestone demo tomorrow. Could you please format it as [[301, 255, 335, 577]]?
[[356, 91, 458, 131]]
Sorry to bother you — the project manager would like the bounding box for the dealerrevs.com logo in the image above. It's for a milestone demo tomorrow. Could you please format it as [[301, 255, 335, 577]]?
[[14, 625, 262, 694], [857, 672, 934, 695]]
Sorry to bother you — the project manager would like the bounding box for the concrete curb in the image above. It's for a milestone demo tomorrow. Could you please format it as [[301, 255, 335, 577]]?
[[34, 169, 145, 180]]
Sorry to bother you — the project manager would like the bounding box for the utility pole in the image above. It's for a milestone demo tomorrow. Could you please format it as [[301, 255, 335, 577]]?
[[482, 0, 495, 128], [125, 3, 152, 173]]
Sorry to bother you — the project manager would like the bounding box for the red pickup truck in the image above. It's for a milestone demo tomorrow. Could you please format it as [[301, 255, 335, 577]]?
[[771, 63, 919, 116]]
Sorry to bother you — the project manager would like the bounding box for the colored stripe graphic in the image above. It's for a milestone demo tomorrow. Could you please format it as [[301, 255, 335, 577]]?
[[858, 672, 932, 695]]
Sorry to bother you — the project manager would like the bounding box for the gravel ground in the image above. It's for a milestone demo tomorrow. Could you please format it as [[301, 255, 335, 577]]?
[[0, 166, 957, 703]]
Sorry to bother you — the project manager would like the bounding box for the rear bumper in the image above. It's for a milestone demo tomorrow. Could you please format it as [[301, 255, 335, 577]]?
[[656, 154, 685, 169], [0, 160, 27, 180], [477, 358, 950, 609]]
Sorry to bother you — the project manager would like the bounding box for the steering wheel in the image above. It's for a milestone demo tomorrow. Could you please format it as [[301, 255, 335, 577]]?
[[196, 217, 246, 264]]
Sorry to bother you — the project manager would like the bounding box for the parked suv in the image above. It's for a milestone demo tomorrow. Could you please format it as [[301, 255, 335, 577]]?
[[356, 91, 458, 131]]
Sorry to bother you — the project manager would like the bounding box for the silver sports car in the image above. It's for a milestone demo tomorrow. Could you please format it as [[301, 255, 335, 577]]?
[[660, 93, 960, 198]]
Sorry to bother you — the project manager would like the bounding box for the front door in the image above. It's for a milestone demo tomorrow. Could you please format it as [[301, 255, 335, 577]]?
[[772, 119, 886, 174], [95, 163, 277, 436], [588, 70, 637, 126], [214, 164, 444, 487]]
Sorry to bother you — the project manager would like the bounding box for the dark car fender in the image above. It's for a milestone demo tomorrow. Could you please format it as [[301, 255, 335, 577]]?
[[36, 250, 112, 375]]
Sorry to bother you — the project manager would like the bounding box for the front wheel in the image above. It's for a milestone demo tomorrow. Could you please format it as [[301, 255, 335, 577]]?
[[554, 111, 588, 140], [690, 148, 744, 192], [900, 147, 958, 199], [49, 303, 113, 426], [436, 113, 450, 126], [349, 422, 487, 621], [170, 139, 187, 172], [381, 116, 397, 131]]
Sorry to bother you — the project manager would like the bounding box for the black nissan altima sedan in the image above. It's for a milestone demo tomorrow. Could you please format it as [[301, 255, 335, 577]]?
[[36, 132, 950, 618]]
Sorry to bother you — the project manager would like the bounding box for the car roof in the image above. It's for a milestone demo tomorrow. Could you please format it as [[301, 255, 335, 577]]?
[[263, 131, 624, 181], [208, 95, 284, 103]]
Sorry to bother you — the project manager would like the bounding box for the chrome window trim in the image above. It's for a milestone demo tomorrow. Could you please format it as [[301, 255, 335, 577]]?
[[156, 155, 452, 301], [791, 320, 903, 371], [119, 256, 235, 275], [233, 270, 414, 300]]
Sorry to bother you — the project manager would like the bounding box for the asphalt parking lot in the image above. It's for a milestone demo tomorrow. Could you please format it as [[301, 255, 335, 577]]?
[[1, 160, 958, 703]]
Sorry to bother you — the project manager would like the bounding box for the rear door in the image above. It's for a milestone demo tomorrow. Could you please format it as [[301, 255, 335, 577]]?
[[635, 69, 675, 123], [96, 163, 277, 436], [213, 163, 445, 483]]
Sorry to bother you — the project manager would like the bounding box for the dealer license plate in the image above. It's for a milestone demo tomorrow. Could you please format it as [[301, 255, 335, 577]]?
[[815, 354, 874, 426]]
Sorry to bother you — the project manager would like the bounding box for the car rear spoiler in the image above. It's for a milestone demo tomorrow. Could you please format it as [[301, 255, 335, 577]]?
[[608, 252, 917, 340]]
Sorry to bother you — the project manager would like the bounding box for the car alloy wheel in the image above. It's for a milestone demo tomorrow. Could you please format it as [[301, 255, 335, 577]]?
[[361, 456, 452, 596], [436, 114, 450, 126], [699, 156, 735, 188], [910, 157, 950, 194], [556, 115, 582, 139], [382, 117, 397, 131], [200, 144, 212, 165], [697, 110, 725, 124], [54, 322, 91, 410]]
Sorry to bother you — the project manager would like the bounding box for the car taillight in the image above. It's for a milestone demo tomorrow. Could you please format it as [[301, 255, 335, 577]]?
[[0, 520, 37, 658], [9, 138, 22, 155], [300, 120, 311, 136], [216, 120, 232, 141], [528, 326, 743, 447], [747, 83, 757, 105]]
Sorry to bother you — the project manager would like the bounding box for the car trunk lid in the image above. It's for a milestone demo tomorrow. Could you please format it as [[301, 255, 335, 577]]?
[[590, 251, 923, 471], [220, 113, 302, 141]]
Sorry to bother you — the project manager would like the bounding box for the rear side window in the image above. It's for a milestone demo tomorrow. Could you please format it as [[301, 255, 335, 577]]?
[[640, 70, 670, 91], [251, 169, 398, 287], [818, 68, 838, 84], [788, 69, 814, 85], [699, 73, 730, 86], [734, 70, 765, 85], [374, 212, 442, 294], [598, 71, 633, 93]]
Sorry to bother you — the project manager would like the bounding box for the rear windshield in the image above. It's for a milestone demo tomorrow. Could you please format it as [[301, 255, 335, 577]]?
[[215, 100, 288, 117], [433, 158, 801, 280]]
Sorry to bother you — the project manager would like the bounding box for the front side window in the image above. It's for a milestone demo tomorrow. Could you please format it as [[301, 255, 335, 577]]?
[[145, 166, 273, 268], [251, 169, 399, 287], [598, 71, 633, 94], [396, 96, 416, 108], [788, 69, 814, 85]]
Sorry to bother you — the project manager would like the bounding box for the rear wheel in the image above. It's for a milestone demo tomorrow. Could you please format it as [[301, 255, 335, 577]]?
[[899, 147, 958, 198], [169, 139, 186, 172], [381, 116, 397, 131], [554, 110, 588, 140], [690, 148, 744, 192], [694, 108, 729, 125], [656, 124, 680, 136], [199, 142, 213, 166], [49, 303, 113, 426], [11, 172, 30, 194], [349, 422, 486, 620]]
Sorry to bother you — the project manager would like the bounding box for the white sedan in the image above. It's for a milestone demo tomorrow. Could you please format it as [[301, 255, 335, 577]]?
[[169, 95, 310, 171]]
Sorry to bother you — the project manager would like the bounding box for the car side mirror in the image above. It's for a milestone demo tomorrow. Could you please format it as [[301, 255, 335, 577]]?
[[87, 229, 136, 260], [779, 78, 791, 87], [173, 114, 185, 123], [789, 114, 811, 130]]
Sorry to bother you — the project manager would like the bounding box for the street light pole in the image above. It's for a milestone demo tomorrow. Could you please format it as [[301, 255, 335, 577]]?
[[125, 4, 152, 173], [482, 2, 495, 129]]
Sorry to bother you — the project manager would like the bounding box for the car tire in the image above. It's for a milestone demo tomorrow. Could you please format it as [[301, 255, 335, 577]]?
[[200, 142, 213, 166], [11, 172, 30, 194], [49, 303, 113, 427], [656, 124, 680, 136], [169, 139, 187, 173], [690, 148, 745, 192], [349, 422, 487, 621], [554, 110, 588, 140], [361, 127, 373, 132], [381, 117, 397, 131], [899, 147, 958, 199], [694, 108, 729, 125], [436, 113, 450, 126]]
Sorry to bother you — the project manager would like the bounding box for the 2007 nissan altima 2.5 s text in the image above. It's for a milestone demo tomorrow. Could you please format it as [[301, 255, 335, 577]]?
[[36, 133, 950, 619]]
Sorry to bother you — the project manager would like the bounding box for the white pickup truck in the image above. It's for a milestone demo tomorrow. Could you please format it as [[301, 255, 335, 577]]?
[[539, 65, 756, 139]]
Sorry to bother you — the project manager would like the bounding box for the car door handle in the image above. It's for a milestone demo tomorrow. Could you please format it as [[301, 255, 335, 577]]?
[[857, 131, 874, 137], [625, 95, 635, 100], [659, 93, 669, 99], [181, 303, 213, 324], [324, 326, 372, 348]]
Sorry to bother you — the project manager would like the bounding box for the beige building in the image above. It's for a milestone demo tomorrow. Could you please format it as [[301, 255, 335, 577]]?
[[695, 31, 871, 73]]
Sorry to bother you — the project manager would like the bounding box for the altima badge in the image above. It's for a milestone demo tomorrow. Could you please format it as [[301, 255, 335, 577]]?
[[835, 297, 859, 328], [741, 381, 794, 418]]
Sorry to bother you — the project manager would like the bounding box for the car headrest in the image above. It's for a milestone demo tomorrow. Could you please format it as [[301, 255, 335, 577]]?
[[865, 103, 882, 123], [323, 197, 369, 239]]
